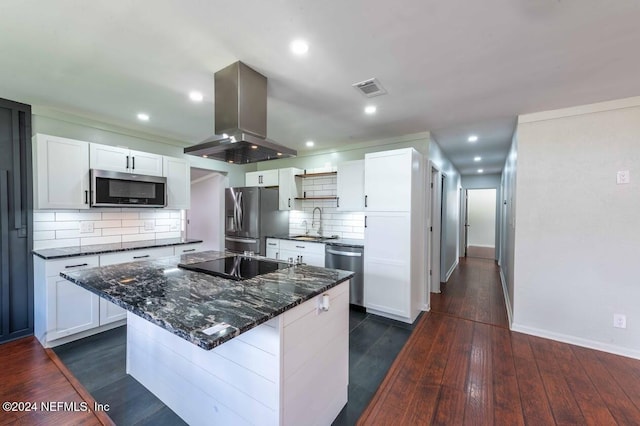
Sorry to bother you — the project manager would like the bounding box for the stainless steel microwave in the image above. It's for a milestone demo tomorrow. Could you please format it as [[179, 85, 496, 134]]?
[[90, 169, 167, 207]]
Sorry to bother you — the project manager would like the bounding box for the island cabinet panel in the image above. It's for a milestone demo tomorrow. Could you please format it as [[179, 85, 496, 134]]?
[[126, 280, 350, 426]]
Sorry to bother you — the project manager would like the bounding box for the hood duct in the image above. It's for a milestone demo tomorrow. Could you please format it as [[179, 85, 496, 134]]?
[[184, 61, 297, 164]]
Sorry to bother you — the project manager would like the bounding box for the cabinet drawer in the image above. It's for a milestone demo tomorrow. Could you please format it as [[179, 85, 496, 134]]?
[[174, 243, 203, 255], [100, 247, 174, 266], [45, 255, 100, 278], [266, 238, 280, 249], [279, 239, 325, 254]]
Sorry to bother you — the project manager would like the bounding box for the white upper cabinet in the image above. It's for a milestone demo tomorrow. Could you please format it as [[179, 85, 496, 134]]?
[[364, 148, 413, 212], [336, 160, 365, 212], [278, 168, 302, 210], [246, 169, 279, 187], [163, 156, 190, 209], [90, 144, 163, 176], [34, 134, 90, 210]]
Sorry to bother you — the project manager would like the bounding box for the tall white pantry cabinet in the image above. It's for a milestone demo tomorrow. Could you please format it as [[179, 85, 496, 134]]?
[[363, 148, 425, 324]]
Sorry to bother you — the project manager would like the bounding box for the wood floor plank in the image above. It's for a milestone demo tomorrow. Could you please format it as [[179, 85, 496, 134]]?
[[432, 386, 466, 426], [490, 326, 525, 426], [462, 322, 494, 425]]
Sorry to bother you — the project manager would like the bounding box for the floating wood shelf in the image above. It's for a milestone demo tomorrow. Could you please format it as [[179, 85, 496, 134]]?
[[294, 196, 338, 200], [295, 171, 337, 178]]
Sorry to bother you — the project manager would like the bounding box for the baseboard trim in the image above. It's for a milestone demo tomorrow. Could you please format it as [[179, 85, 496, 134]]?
[[511, 323, 640, 361], [499, 268, 513, 328], [444, 258, 459, 282]]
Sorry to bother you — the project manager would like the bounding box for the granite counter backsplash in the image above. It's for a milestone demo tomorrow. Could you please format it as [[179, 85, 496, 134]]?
[[61, 251, 354, 350], [33, 237, 203, 260]]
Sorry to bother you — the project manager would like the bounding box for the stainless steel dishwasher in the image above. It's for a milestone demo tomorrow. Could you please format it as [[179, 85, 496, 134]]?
[[325, 245, 364, 307]]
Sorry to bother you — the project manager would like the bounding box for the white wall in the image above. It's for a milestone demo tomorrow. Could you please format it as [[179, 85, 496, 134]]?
[[512, 97, 640, 359], [187, 173, 225, 250], [499, 135, 518, 323], [467, 189, 496, 248], [429, 139, 461, 282]]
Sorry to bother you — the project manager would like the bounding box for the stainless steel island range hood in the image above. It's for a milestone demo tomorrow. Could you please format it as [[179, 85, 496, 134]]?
[[184, 61, 297, 164]]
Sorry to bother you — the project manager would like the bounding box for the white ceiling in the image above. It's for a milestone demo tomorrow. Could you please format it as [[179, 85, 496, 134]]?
[[2, 1, 640, 175]]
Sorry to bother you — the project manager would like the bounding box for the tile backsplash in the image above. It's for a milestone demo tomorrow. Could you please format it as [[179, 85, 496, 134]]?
[[33, 209, 184, 250], [288, 168, 365, 240]]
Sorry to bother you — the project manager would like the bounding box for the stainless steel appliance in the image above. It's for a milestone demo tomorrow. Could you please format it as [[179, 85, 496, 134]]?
[[184, 61, 297, 164], [225, 187, 289, 255], [91, 169, 166, 207], [178, 256, 290, 281], [325, 245, 364, 306]]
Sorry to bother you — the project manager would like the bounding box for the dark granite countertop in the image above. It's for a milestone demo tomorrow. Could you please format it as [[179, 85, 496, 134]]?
[[33, 238, 203, 260], [267, 235, 364, 248], [61, 250, 354, 350]]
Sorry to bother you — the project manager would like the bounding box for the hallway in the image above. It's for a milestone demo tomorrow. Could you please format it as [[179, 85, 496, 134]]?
[[358, 257, 640, 425]]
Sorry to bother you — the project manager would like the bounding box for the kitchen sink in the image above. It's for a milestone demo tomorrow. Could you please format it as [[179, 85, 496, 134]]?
[[290, 235, 339, 242]]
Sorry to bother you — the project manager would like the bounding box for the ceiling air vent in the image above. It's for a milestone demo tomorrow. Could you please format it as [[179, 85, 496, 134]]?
[[352, 78, 387, 98]]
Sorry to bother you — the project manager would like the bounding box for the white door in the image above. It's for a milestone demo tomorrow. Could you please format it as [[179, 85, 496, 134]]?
[[336, 160, 365, 211], [46, 277, 100, 340], [130, 149, 163, 176], [90, 144, 130, 173], [164, 156, 190, 209], [466, 188, 497, 259], [364, 149, 412, 212], [35, 134, 90, 209]]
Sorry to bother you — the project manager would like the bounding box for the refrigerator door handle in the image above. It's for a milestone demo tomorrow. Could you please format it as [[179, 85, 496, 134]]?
[[237, 192, 243, 230], [225, 237, 258, 244]]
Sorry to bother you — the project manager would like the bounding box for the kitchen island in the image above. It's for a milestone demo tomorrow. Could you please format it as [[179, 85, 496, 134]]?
[[61, 251, 354, 426]]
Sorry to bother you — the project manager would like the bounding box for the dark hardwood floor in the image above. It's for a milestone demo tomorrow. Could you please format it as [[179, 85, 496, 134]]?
[[358, 257, 640, 425], [0, 336, 113, 425]]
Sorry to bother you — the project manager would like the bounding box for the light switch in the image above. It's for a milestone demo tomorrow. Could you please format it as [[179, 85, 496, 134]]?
[[144, 220, 155, 231], [616, 170, 630, 184]]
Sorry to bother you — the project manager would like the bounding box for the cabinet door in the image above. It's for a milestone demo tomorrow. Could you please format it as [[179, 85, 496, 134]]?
[[266, 238, 280, 259], [245, 171, 261, 187], [278, 168, 302, 210], [99, 299, 127, 325], [130, 149, 163, 176], [364, 213, 410, 317], [337, 160, 365, 211], [260, 169, 279, 186], [164, 156, 190, 209], [364, 149, 412, 212], [90, 143, 129, 173], [279, 248, 299, 264], [46, 276, 100, 340], [35, 134, 90, 209], [298, 252, 325, 267]]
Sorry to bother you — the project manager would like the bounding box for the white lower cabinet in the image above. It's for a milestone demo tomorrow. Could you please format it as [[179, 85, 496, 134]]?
[[266, 238, 280, 259], [174, 243, 202, 256], [278, 239, 325, 267], [34, 245, 184, 347]]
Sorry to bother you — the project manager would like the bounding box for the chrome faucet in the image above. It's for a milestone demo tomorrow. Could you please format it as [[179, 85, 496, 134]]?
[[301, 220, 309, 235], [312, 207, 323, 236]]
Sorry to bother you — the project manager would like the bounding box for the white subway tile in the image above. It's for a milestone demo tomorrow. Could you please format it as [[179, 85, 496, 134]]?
[[155, 231, 181, 239], [56, 212, 102, 221], [57, 229, 101, 239], [140, 211, 171, 219], [154, 225, 171, 232], [33, 212, 55, 222], [33, 231, 55, 241], [101, 227, 140, 236], [34, 238, 80, 250], [122, 219, 145, 227], [102, 211, 140, 220], [169, 211, 182, 219], [94, 220, 122, 229], [122, 234, 154, 243], [33, 221, 80, 231], [80, 235, 121, 246], [155, 219, 175, 226]]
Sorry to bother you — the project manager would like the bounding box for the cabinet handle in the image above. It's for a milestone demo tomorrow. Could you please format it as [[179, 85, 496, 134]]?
[[268, 243, 277, 246], [295, 245, 305, 249], [84, 190, 89, 204], [126, 155, 130, 169], [365, 216, 367, 228], [65, 263, 88, 269], [336, 197, 340, 208], [365, 195, 368, 208], [299, 255, 303, 263], [288, 198, 291, 208], [259, 175, 263, 184], [132, 156, 135, 170], [133, 254, 150, 259], [182, 248, 196, 253]]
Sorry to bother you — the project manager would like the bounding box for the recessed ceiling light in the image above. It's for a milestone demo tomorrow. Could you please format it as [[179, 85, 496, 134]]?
[[251, 145, 258, 149], [277, 152, 283, 156], [364, 105, 377, 114], [228, 160, 234, 164], [222, 133, 229, 139], [189, 91, 203, 102], [290, 39, 309, 55], [202, 154, 208, 158], [474, 156, 481, 162], [306, 140, 314, 147], [468, 135, 478, 142], [137, 113, 150, 121], [477, 169, 484, 173]]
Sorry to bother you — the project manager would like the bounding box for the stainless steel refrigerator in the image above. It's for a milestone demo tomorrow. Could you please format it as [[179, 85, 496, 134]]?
[[225, 187, 289, 255]]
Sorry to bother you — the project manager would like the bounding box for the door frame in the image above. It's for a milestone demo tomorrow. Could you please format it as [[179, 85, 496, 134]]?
[[427, 162, 442, 295]]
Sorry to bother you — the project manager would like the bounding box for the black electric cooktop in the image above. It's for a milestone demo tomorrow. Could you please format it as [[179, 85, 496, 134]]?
[[178, 256, 290, 281]]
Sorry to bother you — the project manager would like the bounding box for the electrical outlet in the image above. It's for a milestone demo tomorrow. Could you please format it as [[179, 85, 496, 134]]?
[[613, 314, 626, 329], [616, 170, 630, 184], [170, 220, 179, 231], [80, 222, 94, 233], [144, 220, 155, 231]]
